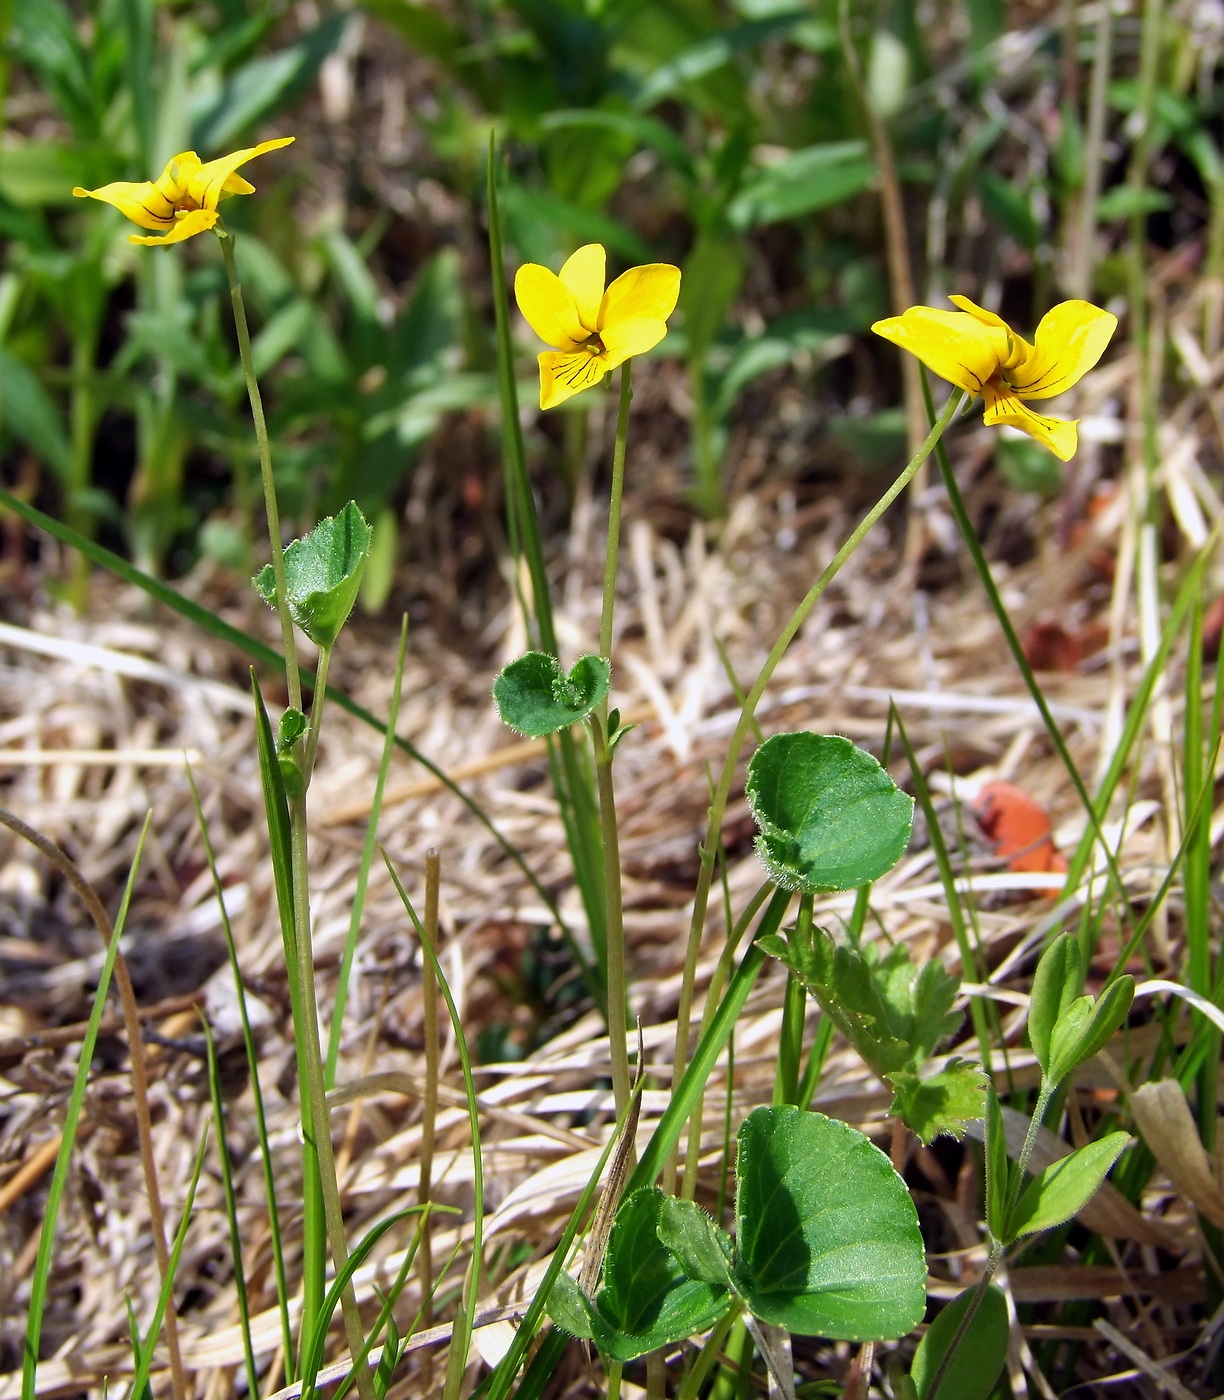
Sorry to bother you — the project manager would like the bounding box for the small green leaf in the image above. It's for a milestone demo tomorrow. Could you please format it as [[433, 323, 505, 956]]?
[[656, 1197, 735, 1289], [983, 1087, 1009, 1243], [911, 1284, 1008, 1400], [492, 653, 611, 738], [1048, 975, 1136, 1084], [733, 1106, 926, 1340], [253, 502, 371, 649], [277, 708, 307, 753], [593, 1187, 731, 1361], [544, 1271, 596, 1341], [1027, 933, 1083, 1077], [1006, 1132, 1129, 1241], [886, 1059, 988, 1145], [746, 733, 913, 894]]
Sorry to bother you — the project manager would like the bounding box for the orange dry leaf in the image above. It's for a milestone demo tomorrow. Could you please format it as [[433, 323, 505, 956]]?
[[974, 781, 1068, 889]]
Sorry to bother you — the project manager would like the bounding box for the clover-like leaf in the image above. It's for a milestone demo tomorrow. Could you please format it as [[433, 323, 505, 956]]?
[[910, 1283, 1008, 1400], [591, 1187, 731, 1361], [733, 1106, 926, 1340], [253, 502, 371, 648], [493, 652, 611, 738], [746, 732, 913, 893], [886, 1058, 989, 1145]]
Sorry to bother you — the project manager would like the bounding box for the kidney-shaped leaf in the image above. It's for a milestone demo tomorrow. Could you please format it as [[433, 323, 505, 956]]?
[[253, 501, 371, 648], [493, 652, 611, 738], [746, 733, 913, 893], [733, 1106, 926, 1340], [593, 1186, 732, 1361]]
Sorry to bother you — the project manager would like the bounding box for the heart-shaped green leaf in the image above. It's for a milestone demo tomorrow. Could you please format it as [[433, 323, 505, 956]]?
[[591, 1187, 732, 1361], [732, 1106, 926, 1340], [911, 1283, 1008, 1400], [492, 652, 611, 738], [746, 733, 913, 893], [253, 501, 371, 648]]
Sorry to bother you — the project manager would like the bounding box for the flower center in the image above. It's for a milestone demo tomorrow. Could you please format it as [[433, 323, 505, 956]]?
[[581, 333, 606, 356]]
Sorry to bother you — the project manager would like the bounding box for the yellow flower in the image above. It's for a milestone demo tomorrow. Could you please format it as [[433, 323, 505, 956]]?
[[872, 295, 1117, 461], [514, 244, 681, 409], [73, 138, 294, 246]]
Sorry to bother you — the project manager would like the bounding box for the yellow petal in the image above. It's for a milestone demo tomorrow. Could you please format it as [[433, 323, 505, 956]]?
[[73, 179, 176, 231], [982, 386, 1079, 461], [515, 265, 588, 351], [600, 316, 669, 367], [129, 208, 219, 246], [559, 244, 606, 332], [1004, 300, 1118, 400], [872, 307, 1008, 396], [948, 294, 1032, 369], [185, 136, 294, 210], [599, 263, 680, 331], [948, 294, 1008, 329], [538, 350, 609, 409]]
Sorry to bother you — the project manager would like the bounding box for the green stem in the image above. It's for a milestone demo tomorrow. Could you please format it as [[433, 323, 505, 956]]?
[[589, 361, 635, 1121], [773, 895, 812, 1107], [666, 389, 966, 1184], [301, 644, 333, 789], [216, 224, 301, 712], [590, 713, 631, 1124], [289, 803, 375, 1400], [599, 363, 633, 663]]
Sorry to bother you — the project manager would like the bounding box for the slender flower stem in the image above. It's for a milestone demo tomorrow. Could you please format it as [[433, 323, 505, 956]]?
[[592, 362, 635, 1121], [590, 715, 632, 1120], [289, 801, 375, 1400], [666, 389, 966, 1190], [216, 225, 301, 712], [600, 362, 634, 662]]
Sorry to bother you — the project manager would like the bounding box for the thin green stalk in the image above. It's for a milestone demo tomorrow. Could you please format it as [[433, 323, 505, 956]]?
[[599, 363, 633, 663], [894, 707, 993, 1071], [203, 1021, 260, 1400], [591, 714, 632, 1122], [300, 643, 333, 789], [287, 800, 374, 1400], [382, 857, 483, 1400], [592, 362, 635, 1120], [189, 767, 294, 1379], [216, 224, 300, 711], [327, 615, 411, 1086], [667, 390, 966, 1183], [419, 849, 442, 1342], [607, 1360, 624, 1400], [680, 877, 774, 1201], [773, 896, 812, 1107]]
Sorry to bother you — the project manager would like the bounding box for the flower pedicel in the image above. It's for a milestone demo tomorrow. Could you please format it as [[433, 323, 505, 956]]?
[[872, 295, 1117, 461], [73, 138, 294, 246], [515, 243, 680, 410]]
